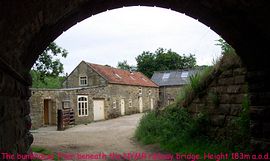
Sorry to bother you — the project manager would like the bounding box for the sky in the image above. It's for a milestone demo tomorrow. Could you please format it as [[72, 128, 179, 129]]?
[[55, 6, 222, 74]]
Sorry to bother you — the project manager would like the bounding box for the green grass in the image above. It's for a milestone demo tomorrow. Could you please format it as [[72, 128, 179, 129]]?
[[135, 107, 212, 153], [175, 66, 214, 106], [135, 107, 250, 160], [31, 146, 60, 161], [135, 52, 251, 159]]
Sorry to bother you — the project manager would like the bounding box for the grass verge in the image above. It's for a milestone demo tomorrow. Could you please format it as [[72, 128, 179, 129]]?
[[31, 146, 60, 161]]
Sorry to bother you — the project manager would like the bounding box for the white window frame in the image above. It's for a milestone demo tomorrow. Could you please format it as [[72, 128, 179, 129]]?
[[77, 95, 88, 117], [113, 101, 117, 109], [148, 90, 151, 96], [129, 99, 132, 107], [138, 87, 142, 95], [79, 76, 88, 86]]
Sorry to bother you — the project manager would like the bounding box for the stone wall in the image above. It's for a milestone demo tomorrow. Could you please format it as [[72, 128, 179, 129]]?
[[30, 84, 159, 129], [183, 56, 248, 140], [107, 84, 159, 116], [159, 86, 183, 108], [30, 89, 78, 129], [247, 69, 270, 151], [62, 61, 107, 88], [0, 68, 33, 157]]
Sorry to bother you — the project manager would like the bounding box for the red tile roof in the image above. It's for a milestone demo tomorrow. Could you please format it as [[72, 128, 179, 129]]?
[[87, 62, 158, 87]]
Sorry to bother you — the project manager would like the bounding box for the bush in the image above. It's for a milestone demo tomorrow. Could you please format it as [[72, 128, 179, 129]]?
[[135, 106, 211, 153], [135, 111, 163, 144]]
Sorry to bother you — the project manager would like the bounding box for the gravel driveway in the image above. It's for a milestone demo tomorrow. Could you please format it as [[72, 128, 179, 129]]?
[[31, 113, 171, 161]]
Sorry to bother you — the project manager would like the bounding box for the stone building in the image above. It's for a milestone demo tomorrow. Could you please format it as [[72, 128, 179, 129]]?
[[151, 69, 199, 108], [30, 61, 159, 129]]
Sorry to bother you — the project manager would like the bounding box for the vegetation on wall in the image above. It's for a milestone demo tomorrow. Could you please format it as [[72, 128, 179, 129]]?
[[135, 39, 251, 157]]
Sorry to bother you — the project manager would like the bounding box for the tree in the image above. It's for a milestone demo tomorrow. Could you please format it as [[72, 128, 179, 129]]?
[[215, 38, 235, 55], [31, 70, 66, 88], [136, 48, 196, 78], [117, 60, 133, 71], [31, 42, 68, 88], [32, 42, 68, 79], [136, 51, 157, 77]]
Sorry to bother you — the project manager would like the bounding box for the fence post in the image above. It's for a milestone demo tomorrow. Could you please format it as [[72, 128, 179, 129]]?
[[57, 109, 63, 131]]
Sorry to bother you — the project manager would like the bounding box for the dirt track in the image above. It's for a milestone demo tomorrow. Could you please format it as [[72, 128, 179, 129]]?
[[31, 114, 172, 161]]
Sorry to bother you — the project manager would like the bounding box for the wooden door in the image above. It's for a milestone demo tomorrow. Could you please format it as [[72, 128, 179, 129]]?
[[93, 100, 105, 121], [120, 99, 125, 115], [44, 99, 49, 124], [139, 97, 143, 113], [150, 98, 154, 110]]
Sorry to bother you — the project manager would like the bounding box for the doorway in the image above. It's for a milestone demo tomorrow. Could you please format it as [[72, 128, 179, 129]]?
[[120, 99, 125, 115], [139, 97, 143, 113], [93, 99, 105, 121], [44, 99, 51, 125]]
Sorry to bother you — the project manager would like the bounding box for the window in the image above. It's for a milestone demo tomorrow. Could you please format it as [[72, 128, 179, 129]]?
[[129, 99, 132, 107], [79, 76, 88, 86], [148, 90, 151, 96], [181, 71, 189, 78], [77, 96, 88, 116], [138, 87, 142, 95], [62, 101, 70, 109], [113, 101, 117, 109], [162, 73, 170, 80]]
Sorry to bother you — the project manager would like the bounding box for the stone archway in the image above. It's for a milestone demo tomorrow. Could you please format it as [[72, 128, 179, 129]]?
[[1, 0, 270, 154]]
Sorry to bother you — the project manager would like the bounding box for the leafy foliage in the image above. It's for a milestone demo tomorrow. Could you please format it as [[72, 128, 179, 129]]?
[[135, 107, 211, 153], [175, 66, 213, 106], [31, 146, 60, 161], [215, 38, 235, 55], [136, 48, 196, 78], [31, 70, 65, 89], [135, 50, 251, 156], [31, 42, 68, 88], [117, 60, 136, 71], [32, 42, 68, 80]]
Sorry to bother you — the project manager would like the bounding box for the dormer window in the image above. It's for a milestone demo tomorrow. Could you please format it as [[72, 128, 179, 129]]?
[[79, 76, 88, 86], [115, 73, 122, 79]]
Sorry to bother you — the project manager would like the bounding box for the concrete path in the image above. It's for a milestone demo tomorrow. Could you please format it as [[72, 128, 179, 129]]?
[[31, 114, 173, 161]]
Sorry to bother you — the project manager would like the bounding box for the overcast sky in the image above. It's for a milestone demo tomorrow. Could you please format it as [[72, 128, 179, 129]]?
[[55, 6, 222, 74]]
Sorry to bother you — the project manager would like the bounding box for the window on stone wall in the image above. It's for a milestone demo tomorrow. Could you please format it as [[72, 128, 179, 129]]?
[[129, 99, 132, 107], [62, 101, 70, 109], [113, 101, 117, 109], [77, 96, 88, 117], [79, 76, 88, 86], [138, 87, 142, 95], [148, 90, 151, 96]]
